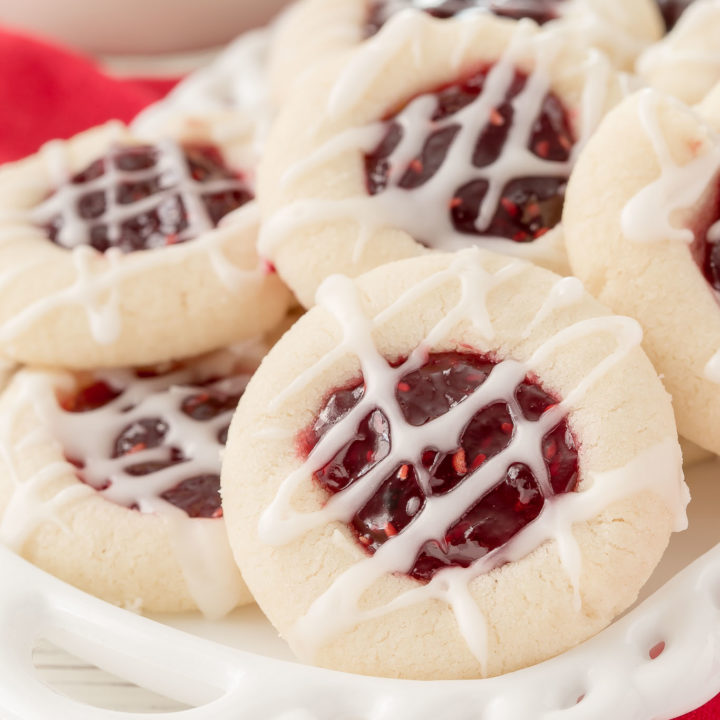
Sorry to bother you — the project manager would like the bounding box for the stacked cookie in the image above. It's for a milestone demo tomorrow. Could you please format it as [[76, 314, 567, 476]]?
[[0, 102, 293, 616], [4, 0, 717, 683]]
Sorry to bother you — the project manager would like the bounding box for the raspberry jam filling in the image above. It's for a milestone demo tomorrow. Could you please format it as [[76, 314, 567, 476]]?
[[691, 181, 720, 292], [365, 0, 566, 36], [302, 352, 579, 582], [61, 370, 245, 519], [364, 66, 574, 244], [41, 142, 253, 253], [656, 0, 696, 30]]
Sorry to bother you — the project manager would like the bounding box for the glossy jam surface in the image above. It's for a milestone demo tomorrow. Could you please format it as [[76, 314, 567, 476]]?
[[44, 143, 253, 253], [365, 0, 565, 36], [364, 67, 574, 244], [302, 352, 579, 582], [656, 0, 696, 30], [691, 181, 720, 292], [61, 373, 244, 519]]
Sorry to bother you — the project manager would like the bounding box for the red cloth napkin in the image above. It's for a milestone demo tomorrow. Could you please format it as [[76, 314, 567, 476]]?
[[0, 24, 717, 720], [682, 701, 720, 720], [0, 27, 176, 163]]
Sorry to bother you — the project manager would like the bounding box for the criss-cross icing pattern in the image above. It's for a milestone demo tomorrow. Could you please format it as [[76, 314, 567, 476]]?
[[57, 365, 247, 519], [33, 141, 253, 253], [0, 125, 267, 348], [365, 0, 567, 36], [257, 249, 687, 670], [0, 345, 262, 618], [303, 351, 579, 582], [259, 15, 612, 270], [364, 63, 573, 244]]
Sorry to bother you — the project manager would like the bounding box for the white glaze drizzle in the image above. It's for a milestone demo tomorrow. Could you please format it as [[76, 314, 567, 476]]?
[[129, 29, 279, 314], [259, 11, 612, 269], [368, 0, 566, 30], [259, 249, 688, 669], [31, 139, 244, 249], [521, 275, 585, 339], [0, 131, 264, 347], [368, 0, 648, 64], [620, 88, 720, 386], [327, 9, 428, 118], [0, 345, 261, 618], [621, 89, 720, 245]]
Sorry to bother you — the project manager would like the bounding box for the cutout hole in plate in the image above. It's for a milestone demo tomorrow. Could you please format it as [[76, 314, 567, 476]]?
[[548, 676, 588, 712], [33, 638, 191, 713]]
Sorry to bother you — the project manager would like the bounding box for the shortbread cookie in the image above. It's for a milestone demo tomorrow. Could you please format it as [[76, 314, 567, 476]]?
[[638, 0, 720, 106], [133, 29, 274, 163], [0, 343, 269, 616], [268, 0, 662, 103], [564, 87, 720, 456], [0, 120, 292, 368], [259, 12, 623, 307], [222, 249, 688, 680]]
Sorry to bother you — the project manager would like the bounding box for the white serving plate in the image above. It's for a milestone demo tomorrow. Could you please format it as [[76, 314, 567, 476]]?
[[0, 5, 719, 716], [0, 459, 719, 720]]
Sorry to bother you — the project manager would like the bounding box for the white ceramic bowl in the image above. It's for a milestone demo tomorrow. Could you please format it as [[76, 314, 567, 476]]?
[[0, 0, 290, 55]]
